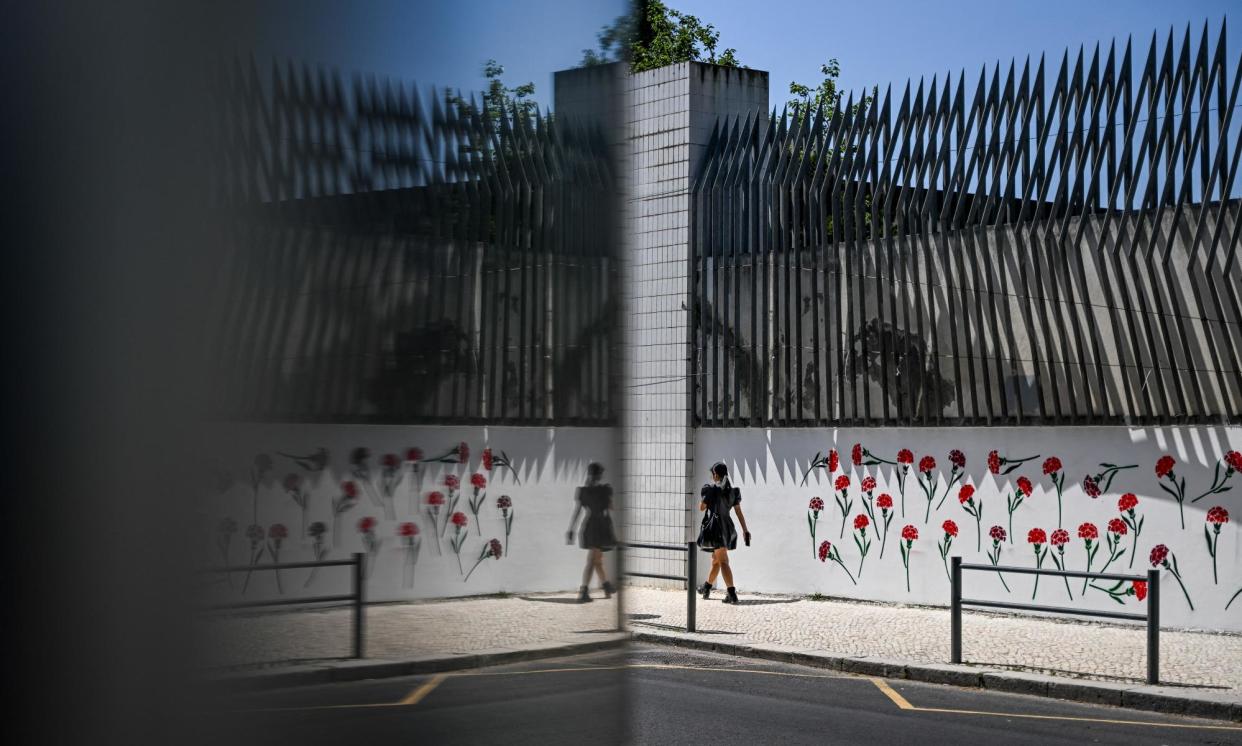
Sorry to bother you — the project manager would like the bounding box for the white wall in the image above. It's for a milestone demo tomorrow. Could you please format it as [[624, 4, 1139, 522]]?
[[696, 426, 1242, 632], [199, 424, 616, 603]]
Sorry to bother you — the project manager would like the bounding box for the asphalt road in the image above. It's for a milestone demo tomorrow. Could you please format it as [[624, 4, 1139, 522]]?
[[209, 644, 1242, 745]]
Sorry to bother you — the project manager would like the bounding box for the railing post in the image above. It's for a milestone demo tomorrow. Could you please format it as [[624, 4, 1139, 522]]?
[[950, 556, 962, 664], [686, 541, 697, 633], [1147, 568, 1159, 685], [353, 552, 365, 659]]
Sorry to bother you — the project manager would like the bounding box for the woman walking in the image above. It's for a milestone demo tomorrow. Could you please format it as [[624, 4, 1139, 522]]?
[[697, 462, 751, 604], [567, 462, 617, 603]]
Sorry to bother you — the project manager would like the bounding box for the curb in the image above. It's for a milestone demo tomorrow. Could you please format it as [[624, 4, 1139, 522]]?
[[630, 631, 1242, 723], [209, 635, 628, 692]]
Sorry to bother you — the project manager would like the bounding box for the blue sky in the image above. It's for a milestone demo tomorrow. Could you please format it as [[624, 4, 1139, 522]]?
[[248, 0, 1239, 110]]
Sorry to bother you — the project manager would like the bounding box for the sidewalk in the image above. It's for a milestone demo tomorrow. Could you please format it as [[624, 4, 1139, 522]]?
[[200, 592, 621, 670], [625, 587, 1242, 688]]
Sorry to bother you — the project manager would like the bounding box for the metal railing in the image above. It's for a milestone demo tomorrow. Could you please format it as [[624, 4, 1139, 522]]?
[[201, 552, 366, 658], [620, 542, 697, 632], [950, 556, 1160, 684]]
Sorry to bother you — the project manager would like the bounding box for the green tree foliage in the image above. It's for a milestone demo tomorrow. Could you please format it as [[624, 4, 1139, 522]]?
[[479, 59, 537, 122], [580, 1, 740, 73], [788, 59, 843, 125]]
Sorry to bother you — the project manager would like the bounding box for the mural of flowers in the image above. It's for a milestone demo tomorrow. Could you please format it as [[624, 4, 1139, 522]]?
[[1150, 543, 1194, 610], [1154, 455, 1188, 529], [1048, 528, 1074, 600], [481, 447, 521, 485], [988, 449, 1040, 476], [1077, 522, 1100, 595], [935, 450, 966, 511], [242, 523, 265, 594], [801, 448, 839, 486], [987, 525, 1011, 592], [267, 524, 288, 593], [1094, 578, 1148, 605], [464, 538, 504, 582], [1082, 462, 1137, 500], [449, 511, 469, 574], [853, 514, 872, 577], [853, 442, 898, 467], [1006, 476, 1034, 544], [350, 447, 382, 507], [918, 455, 937, 523], [1119, 493, 1144, 569], [441, 474, 462, 536], [497, 495, 514, 555], [807, 496, 825, 559], [304, 521, 328, 588], [282, 473, 310, 537], [425, 491, 445, 554], [405, 447, 424, 513], [1192, 450, 1242, 503], [1206, 506, 1230, 584], [859, 475, 877, 523], [216, 517, 237, 587], [1093, 518, 1128, 589], [331, 481, 359, 548], [1027, 528, 1049, 599], [358, 516, 381, 578], [378, 453, 402, 519], [817, 540, 857, 585], [938, 520, 958, 583], [468, 473, 488, 535], [250, 454, 273, 524], [876, 494, 895, 558], [398, 522, 421, 588], [427, 441, 470, 465], [834, 475, 853, 539], [958, 484, 982, 552], [899, 525, 919, 592], [896, 449, 914, 516], [1042, 457, 1065, 528]]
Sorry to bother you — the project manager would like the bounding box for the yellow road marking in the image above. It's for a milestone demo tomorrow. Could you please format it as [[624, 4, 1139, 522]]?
[[866, 678, 1242, 732], [869, 677, 914, 709], [399, 673, 446, 706]]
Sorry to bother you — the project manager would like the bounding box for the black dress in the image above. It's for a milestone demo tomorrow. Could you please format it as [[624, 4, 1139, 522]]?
[[577, 483, 616, 551], [697, 483, 741, 552]]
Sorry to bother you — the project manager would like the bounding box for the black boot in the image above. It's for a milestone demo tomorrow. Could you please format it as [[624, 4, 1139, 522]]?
[[577, 585, 592, 603], [723, 587, 739, 604], [602, 581, 615, 598], [699, 582, 712, 600]]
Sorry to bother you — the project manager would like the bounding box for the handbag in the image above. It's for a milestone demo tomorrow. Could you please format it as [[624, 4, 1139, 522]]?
[[696, 507, 721, 550]]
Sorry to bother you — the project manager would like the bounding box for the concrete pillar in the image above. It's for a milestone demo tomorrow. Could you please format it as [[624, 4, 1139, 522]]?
[[555, 61, 768, 585]]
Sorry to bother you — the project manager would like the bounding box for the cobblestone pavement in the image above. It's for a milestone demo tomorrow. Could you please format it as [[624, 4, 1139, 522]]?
[[625, 587, 1242, 689], [200, 593, 620, 669], [201, 587, 1242, 690]]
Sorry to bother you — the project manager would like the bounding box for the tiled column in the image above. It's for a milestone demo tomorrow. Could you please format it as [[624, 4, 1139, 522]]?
[[555, 61, 768, 585]]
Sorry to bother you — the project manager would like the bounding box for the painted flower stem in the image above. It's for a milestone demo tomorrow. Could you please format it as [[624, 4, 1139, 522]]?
[[1169, 568, 1194, 610], [1227, 587, 1242, 610]]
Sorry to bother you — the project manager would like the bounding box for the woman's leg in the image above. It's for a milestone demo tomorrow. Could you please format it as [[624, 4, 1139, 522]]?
[[708, 548, 727, 585], [581, 550, 595, 587], [592, 549, 608, 584], [718, 549, 734, 587]]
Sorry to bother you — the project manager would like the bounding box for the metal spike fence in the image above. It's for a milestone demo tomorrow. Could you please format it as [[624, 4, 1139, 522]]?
[[693, 25, 1242, 427], [204, 60, 617, 424]]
